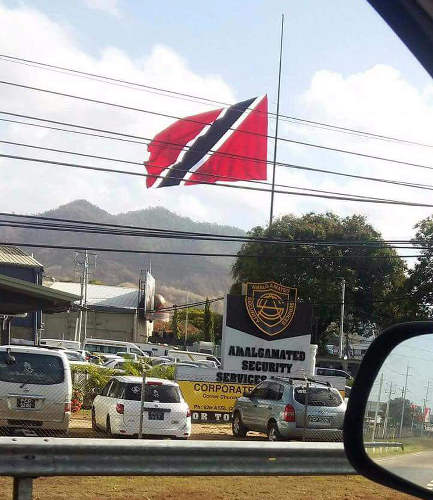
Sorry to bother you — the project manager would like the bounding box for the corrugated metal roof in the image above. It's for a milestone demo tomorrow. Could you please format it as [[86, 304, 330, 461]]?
[[50, 282, 139, 310], [0, 246, 43, 268]]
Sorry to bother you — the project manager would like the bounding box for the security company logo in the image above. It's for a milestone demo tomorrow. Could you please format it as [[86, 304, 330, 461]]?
[[244, 282, 297, 336]]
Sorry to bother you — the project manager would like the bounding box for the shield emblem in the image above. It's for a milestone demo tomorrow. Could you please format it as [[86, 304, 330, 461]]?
[[244, 282, 297, 336]]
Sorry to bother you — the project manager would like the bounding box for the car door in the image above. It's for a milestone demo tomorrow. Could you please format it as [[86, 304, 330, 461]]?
[[94, 380, 113, 427], [254, 382, 282, 432], [241, 382, 267, 428]]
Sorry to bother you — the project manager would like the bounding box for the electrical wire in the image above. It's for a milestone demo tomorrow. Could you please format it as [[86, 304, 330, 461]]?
[[3, 110, 433, 197], [0, 241, 422, 260], [2, 53, 432, 150], [2, 80, 433, 175], [4, 152, 433, 208], [0, 210, 423, 247], [0, 219, 425, 251], [1, 137, 427, 203]]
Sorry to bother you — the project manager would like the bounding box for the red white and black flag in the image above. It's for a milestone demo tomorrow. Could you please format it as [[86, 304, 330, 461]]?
[[144, 95, 268, 188]]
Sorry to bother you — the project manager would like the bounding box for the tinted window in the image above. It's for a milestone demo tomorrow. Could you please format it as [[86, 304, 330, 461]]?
[[108, 380, 124, 398], [268, 383, 284, 401], [294, 386, 342, 407], [0, 352, 64, 385], [101, 381, 112, 396], [250, 382, 269, 399], [124, 383, 181, 403]]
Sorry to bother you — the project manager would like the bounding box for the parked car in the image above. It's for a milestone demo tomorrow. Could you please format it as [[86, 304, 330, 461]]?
[[63, 350, 87, 364], [315, 367, 353, 380], [102, 358, 149, 372], [232, 377, 346, 441], [0, 345, 72, 435], [92, 376, 191, 439]]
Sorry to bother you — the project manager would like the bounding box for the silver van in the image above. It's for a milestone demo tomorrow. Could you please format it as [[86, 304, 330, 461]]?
[[232, 377, 346, 441], [0, 346, 72, 435]]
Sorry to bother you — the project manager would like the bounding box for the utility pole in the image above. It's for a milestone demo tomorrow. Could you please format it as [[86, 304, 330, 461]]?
[[382, 381, 394, 439], [399, 366, 410, 438], [184, 292, 189, 350], [422, 380, 430, 435], [82, 250, 89, 346], [372, 372, 383, 441], [268, 14, 284, 228], [73, 250, 95, 346], [338, 278, 346, 359]]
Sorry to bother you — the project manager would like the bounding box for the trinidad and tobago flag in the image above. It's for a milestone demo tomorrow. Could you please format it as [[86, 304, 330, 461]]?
[[144, 95, 268, 188]]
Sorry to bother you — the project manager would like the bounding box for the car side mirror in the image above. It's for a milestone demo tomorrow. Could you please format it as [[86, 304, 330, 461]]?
[[243, 390, 251, 398], [344, 321, 433, 499]]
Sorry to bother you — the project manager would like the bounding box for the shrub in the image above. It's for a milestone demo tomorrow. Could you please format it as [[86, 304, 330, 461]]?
[[71, 364, 117, 409]]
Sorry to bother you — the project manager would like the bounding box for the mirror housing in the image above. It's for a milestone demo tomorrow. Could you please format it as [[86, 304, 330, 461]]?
[[344, 321, 433, 500]]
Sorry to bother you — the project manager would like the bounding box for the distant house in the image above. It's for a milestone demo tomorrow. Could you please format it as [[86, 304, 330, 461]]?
[[43, 281, 152, 344], [0, 246, 44, 342]]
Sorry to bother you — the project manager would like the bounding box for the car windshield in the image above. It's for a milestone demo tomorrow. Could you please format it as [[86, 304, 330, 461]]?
[[65, 352, 83, 361], [124, 383, 181, 403], [294, 386, 343, 407], [0, 352, 64, 385]]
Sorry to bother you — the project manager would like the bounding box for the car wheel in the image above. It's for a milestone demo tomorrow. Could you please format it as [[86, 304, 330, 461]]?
[[267, 421, 282, 441], [106, 415, 112, 436], [232, 412, 247, 438]]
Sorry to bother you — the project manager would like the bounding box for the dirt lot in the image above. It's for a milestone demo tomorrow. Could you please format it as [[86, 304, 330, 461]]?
[[68, 411, 265, 440], [0, 475, 415, 499]]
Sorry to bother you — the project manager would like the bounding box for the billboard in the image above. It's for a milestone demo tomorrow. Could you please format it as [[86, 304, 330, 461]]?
[[219, 284, 313, 383], [178, 380, 255, 422]]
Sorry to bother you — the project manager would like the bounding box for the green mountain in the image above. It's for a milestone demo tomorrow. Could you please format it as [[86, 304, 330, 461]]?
[[2, 200, 245, 303]]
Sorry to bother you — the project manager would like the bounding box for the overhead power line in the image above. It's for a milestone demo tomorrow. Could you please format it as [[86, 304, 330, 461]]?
[[1, 53, 432, 150], [1, 137, 427, 203], [2, 80, 433, 175], [0, 241, 422, 260], [3, 110, 433, 198], [0, 218, 424, 250], [0, 210, 422, 248], [3, 152, 433, 209]]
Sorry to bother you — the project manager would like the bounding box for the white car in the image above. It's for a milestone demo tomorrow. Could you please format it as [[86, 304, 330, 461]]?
[[92, 376, 191, 439], [0, 346, 72, 435]]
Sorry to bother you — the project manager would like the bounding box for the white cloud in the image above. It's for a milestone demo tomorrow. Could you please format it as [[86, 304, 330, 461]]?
[[270, 64, 433, 249], [0, 2, 256, 227], [83, 0, 121, 17]]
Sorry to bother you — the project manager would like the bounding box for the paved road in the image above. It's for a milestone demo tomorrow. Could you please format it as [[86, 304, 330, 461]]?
[[374, 450, 433, 491]]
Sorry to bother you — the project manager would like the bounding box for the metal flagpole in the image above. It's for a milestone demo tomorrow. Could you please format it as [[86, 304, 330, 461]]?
[[268, 13, 284, 228]]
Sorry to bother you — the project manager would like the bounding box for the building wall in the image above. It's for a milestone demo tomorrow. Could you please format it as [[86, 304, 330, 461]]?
[[0, 264, 43, 342], [42, 309, 148, 343]]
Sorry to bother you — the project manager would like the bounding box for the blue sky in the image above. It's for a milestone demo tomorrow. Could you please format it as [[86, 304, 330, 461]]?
[[0, 0, 433, 241], [7, 0, 430, 109]]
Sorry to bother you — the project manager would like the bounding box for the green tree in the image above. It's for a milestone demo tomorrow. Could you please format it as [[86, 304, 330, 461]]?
[[406, 216, 433, 317], [203, 298, 214, 342], [171, 306, 180, 340], [178, 308, 204, 331], [388, 397, 413, 427], [231, 213, 407, 351]]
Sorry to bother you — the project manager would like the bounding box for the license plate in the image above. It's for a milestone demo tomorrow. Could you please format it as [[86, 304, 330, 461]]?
[[148, 411, 164, 421], [17, 398, 35, 409], [309, 415, 331, 423]]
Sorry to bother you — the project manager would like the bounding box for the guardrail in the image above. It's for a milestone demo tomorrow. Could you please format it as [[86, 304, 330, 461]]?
[[0, 438, 355, 499], [365, 441, 404, 450]]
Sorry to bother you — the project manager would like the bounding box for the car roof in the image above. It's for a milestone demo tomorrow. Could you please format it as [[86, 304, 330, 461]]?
[[113, 375, 178, 386], [0, 345, 67, 356]]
